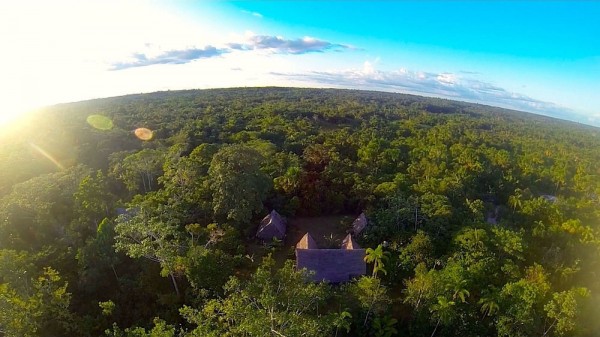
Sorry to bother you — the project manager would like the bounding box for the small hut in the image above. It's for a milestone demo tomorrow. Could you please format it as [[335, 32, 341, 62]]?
[[296, 232, 318, 249], [256, 210, 286, 241], [296, 232, 366, 283], [541, 195, 558, 203], [350, 212, 368, 235], [341, 233, 360, 250]]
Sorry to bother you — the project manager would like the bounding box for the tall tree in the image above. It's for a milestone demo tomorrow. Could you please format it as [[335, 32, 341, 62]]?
[[0, 267, 73, 337], [114, 200, 184, 296], [208, 145, 271, 224], [181, 257, 339, 337]]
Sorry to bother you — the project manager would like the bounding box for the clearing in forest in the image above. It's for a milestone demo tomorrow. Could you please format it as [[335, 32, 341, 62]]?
[[285, 215, 357, 248]]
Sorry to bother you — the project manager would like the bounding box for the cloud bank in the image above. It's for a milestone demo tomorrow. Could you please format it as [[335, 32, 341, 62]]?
[[227, 35, 349, 54], [273, 62, 574, 118], [111, 34, 350, 70], [111, 46, 227, 70]]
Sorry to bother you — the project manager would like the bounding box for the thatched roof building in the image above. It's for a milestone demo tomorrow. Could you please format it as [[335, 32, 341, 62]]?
[[350, 212, 368, 235], [296, 233, 366, 283], [297, 232, 318, 249], [256, 210, 286, 241], [341, 233, 360, 249]]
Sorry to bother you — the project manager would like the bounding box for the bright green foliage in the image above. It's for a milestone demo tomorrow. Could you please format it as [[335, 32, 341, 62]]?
[[478, 289, 500, 317], [430, 296, 457, 327], [403, 263, 436, 311], [105, 318, 178, 337], [365, 244, 390, 278], [491, 227, 526, 261], [396, 231, 434, 272], [0, 250, 36, 290], [0, 267, 73, 337], [99, 300, 116, 316], [347, 276, 391, 315], [497, 264, 551, 337], [543, 287, 590, 336], [182, 257, 336, 337]]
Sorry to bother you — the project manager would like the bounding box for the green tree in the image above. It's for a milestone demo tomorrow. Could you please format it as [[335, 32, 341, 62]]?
[[208, 145, 271, 224], [114, 203, 183, 296], [181, 257, 337, 337], [398, 230, 434, 271], [497, 264, 551, 337], [0, 267, 73, 337], [76, 218, 121, 293], [105, 318, 178, 337], [72, 170, 115, 243], [365, 244, 390, 278], [111, 149, 165, 194], [543, 287, 590, 337], [345, 276, 391, 328]]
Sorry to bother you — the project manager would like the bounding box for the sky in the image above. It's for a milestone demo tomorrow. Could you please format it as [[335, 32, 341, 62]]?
[[1, 0, 599, 127]]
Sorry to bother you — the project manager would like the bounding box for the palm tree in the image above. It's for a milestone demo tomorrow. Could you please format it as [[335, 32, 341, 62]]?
[[508, 188, 523, 210], [430, 296, 456, 337], [478, 295, 499, 318], [365, 244, 390, 278]]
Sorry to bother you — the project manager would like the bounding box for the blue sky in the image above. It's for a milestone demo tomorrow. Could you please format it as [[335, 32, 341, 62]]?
[[1, 1, 599, 126]]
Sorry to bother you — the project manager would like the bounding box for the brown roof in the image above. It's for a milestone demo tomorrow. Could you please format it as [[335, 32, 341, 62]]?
[[296, 232, 318, 249], [341, 234, 360, 250], [351, 212, 368, 235], [296, 248, 366, 283], [256, 210, 286, 240], [296, 232, 366, 283]]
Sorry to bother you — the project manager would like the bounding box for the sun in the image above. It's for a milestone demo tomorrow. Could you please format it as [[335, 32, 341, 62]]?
[[0, 103, 34, 130], [0, 111, 18, 129]]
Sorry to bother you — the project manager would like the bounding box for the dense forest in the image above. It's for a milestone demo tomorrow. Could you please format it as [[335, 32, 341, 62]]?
[[1, 87, 599, 336]]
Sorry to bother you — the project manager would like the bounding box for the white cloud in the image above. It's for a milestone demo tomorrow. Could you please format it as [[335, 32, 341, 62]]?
[[242, 10, 263, 19], [362, 61, 375, 75], [436, 73, 457, 85], [271, 62, 576, 119], [110, 46, 228, 70], [227, 33, 351, 54]]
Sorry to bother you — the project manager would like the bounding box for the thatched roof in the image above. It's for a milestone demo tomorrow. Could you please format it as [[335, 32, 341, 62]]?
[[296, 232, 318, 249], [295, 232, 366, 283], [351, 212, 368, 235], [256, 210, 286, 241], [296, 248, 366, 283], [341, 234, 360, 250]]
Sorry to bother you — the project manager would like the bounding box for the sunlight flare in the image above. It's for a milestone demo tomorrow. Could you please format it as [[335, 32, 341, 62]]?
[[29, 142, 64, 170]]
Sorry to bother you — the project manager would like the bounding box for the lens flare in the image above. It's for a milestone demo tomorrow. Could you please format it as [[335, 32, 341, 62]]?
[[29, 142, 64, 170], [86, 114, 113, 130], [134, 127, 153, 141]]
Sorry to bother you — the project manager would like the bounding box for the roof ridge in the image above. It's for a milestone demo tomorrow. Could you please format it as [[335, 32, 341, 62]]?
[[297, 232, 318, 249]]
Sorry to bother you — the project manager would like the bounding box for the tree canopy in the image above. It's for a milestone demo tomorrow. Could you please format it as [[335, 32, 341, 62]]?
[[1, 87, 599, 336]]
